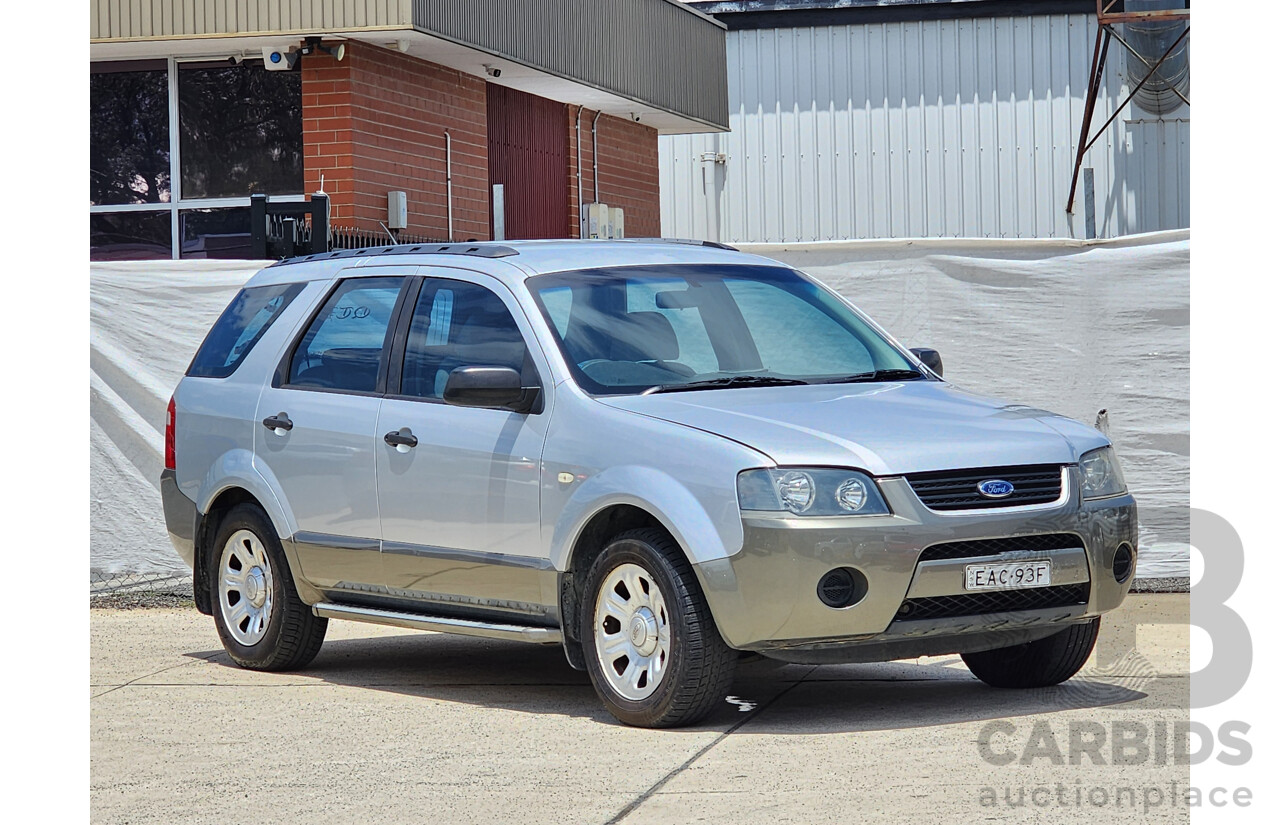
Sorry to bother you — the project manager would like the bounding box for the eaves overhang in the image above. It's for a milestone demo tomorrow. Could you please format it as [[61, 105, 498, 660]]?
[[90, 0, 729, 134]]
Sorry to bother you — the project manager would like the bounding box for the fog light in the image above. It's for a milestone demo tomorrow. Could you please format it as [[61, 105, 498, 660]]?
[[1112, 543, 1134, 583], [817, 567, 868, 608]]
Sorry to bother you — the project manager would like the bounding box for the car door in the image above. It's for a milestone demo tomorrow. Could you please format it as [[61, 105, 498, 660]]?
[[375, 270, 554, 622], [254, 269, 412, 594]]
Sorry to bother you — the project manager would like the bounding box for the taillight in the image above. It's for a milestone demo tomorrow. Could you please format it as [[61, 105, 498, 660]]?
[[165, 396, 176, 471]]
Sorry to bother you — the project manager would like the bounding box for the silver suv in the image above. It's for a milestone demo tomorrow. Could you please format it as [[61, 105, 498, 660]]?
[[162, 240, 1136, 728]]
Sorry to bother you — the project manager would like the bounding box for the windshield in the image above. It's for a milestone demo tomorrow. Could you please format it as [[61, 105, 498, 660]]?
[[528, 264, 922, 396]]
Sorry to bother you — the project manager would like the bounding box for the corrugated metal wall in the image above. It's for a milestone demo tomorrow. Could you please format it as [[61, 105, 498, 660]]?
[[487, 84, 569, 240], [91, 1, 412, 40], [414, 0, 729, 130], [660, 14, 1190, 242]]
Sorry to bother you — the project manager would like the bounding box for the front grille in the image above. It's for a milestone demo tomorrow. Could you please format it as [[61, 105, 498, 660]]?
[[906, 464, 1063, 511], [897, 583, 1090, 621], [918, 533, 1084, 562]]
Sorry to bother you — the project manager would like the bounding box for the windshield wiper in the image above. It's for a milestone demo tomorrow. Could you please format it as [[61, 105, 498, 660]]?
[[643, 375, 810, 395], [817, 369, 924, 384]]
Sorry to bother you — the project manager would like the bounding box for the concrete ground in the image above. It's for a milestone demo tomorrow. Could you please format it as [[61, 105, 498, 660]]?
[[92, 594, 1189, 825]]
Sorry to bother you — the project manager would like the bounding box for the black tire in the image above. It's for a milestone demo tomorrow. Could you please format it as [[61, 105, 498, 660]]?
[[962, 618, 1100, 689], [209, 503, 328, 671], [579, 528, 737, 728]]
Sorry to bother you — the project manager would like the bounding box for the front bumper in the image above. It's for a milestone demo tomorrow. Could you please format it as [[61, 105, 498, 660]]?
[[692, 470, 1136, 660]]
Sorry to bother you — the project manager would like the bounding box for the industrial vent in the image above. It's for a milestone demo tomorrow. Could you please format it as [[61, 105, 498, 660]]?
[[1125, 0, 1190, 116]]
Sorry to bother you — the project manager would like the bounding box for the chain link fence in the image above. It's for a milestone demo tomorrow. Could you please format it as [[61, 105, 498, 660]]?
[[91, 570, 193, 607]]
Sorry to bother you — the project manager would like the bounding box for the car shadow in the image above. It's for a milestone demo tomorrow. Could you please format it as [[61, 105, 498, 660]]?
[[186, 633, 1150, 733]]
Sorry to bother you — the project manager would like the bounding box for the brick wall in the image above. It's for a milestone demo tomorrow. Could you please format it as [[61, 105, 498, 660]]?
[[301, 42, 489, 241], [567, 108, 661, 238], [300, 44, 660, 243]]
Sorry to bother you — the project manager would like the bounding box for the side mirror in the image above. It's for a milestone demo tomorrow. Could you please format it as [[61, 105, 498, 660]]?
[[443, 366, 539, 413], [910, 347, 943, 378]]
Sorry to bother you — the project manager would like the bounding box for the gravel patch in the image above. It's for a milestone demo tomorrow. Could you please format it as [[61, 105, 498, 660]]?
[[1130, 576, 1190, 593], [90, 581, 195, 610]]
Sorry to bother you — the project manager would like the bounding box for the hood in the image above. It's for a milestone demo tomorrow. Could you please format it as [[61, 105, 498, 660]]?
[[598, 381, 1109, 476]]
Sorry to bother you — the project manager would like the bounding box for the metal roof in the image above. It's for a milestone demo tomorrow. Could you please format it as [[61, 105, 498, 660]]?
[[689, 0, 1096, 28], [90, 0, 729, 133]]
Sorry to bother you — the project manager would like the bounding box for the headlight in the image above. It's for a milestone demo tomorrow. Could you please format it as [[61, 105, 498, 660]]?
[[1079, 446, 1127, 500], [737, 468, 891, 516]]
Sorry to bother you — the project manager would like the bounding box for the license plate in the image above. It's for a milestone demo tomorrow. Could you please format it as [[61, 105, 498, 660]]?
[[964, 560, 1052, 591]]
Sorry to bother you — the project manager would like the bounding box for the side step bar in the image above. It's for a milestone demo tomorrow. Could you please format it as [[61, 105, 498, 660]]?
[[312, 602, 563, 645]]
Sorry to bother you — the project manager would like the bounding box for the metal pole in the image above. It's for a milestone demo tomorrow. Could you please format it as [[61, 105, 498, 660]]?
[[574, 106, 583, 237], [592, 110, 603, 204], [492, 184, 505, 241], [1083, 168, 1096, 240], [167, 57, 181, 259], [445, 130, 454, 242], [1067, 25, 1110, 214]]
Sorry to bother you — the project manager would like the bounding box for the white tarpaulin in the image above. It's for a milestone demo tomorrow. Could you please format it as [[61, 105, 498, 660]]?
[[91, 260, 270, 577], [90, 232, 1188, 578]]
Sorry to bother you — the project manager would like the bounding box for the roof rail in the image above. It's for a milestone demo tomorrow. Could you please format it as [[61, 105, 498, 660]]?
[[268, 242, 520, 267], [617, 237, 739, 252]]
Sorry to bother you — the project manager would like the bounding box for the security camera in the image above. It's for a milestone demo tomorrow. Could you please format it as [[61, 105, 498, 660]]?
[[484, 64, 502, 78], [301, 37, 345, 61], [262, 46, 299, 71]]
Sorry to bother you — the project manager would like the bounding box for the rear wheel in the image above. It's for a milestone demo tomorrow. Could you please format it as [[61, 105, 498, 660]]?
[[210, 503, 327, 671], [580, 528, 736, 728], [962, 618, 1100, 688]]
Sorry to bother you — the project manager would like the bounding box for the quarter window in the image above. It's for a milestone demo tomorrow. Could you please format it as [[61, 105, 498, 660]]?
[[400, 280, 533, 400], [188, 283, 304, 379], [288, 277, 405, 393]]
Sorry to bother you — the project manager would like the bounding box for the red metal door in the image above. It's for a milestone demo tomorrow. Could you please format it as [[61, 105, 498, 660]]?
[[487, 84, 569, 239]]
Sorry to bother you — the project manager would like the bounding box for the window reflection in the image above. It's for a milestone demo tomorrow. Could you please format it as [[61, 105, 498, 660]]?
[[180, 208, 252, 259], [89, 64, 170, 206], [90, 212, 172, 260], [178, 62, 303, 199]]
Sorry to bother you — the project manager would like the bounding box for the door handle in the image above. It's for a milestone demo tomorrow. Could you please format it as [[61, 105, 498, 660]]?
[[384, 429, 418, 451], [262, 413, 293, 434]]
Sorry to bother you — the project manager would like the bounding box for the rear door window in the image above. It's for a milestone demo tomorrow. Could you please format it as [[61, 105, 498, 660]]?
[[187, 283, 304, 378], [287, 276, 406, 393]]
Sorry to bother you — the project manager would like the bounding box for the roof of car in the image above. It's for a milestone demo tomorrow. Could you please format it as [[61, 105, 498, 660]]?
[[246, 239, 786, 288]]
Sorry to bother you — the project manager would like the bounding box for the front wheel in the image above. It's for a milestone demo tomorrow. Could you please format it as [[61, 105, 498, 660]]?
[[962, 618, 1100, 689], [580, 528, 737, 728], [210, 503, 328, 671]]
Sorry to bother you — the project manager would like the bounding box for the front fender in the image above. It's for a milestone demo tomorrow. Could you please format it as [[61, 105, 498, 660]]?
[[548, 465, 743, 570]]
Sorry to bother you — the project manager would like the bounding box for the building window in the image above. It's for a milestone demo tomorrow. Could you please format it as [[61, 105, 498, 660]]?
[[89, 212, 172, 261], [180, 207, 254, 260], [90, 58, 305, 260], [178, 63, 303, 200], [90, 61, 170, 206]]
